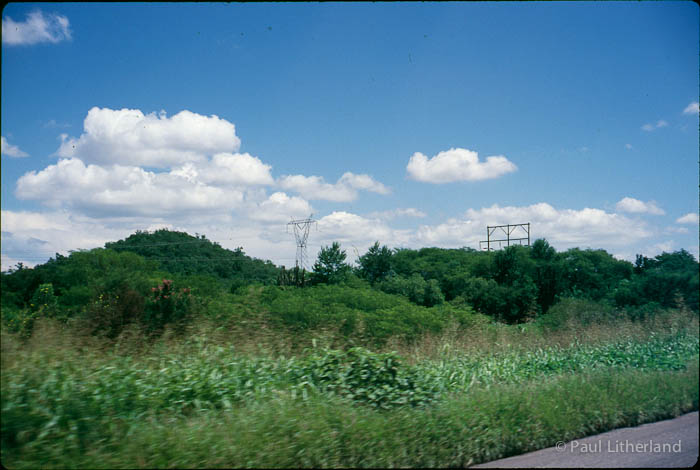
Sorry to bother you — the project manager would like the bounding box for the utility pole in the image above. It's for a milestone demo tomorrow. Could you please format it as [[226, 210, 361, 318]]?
[[287, 215, 317, 271]]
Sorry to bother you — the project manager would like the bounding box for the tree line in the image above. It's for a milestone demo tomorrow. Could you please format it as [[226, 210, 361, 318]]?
[[1, 230, 697, 338], [307, 238, 698, 322]]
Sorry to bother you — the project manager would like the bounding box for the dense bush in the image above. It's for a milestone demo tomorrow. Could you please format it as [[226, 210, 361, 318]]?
[[105, 229, 279, 285], [352, 240, 696, 322], [295, 347, 441, 408], [614, 250, 699, 312], [142, 279, 194, 334], [86, 283, 145, 339], [377, 273, 445, 307], [260, 284, 474, 344]]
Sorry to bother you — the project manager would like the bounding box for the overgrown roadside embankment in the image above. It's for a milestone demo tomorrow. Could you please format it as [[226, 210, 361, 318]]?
[[2, 318, 698, 469]]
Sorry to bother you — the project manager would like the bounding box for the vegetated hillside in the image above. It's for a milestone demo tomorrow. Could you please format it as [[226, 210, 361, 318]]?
[[105, 229, 279, 285], [1, 230, 698, 343]]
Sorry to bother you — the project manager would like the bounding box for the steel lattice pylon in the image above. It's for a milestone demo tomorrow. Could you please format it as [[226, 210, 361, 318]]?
[[287, 215, 316, 270]]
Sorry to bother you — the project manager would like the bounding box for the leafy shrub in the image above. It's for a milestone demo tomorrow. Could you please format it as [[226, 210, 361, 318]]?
[[1, 307, 39, 338], [29, 283, 58, 315], [363, 306, 445, 342], [86, 284, 146, 339], [295, 347, 440, 408], [2, 284, 62, 338], [536, 297, 621, 330], [57, 285, 92, 311], [261, 284, 465, 344], [377, 273, 445, 307], [142, 279, 193, 334]]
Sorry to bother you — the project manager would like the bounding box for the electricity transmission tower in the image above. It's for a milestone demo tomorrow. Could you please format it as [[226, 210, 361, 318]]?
[[287, 215, 317, 270], [479, 223, 530, 251]]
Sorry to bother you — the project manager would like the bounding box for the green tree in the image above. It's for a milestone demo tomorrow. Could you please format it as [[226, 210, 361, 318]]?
[[530, 239, 561, 314], [312, 242, 351, 285], [377, 273, 444, 307], [493, 245, 534, 286], [558, 248, 633, 301], [617, 249, 699, 312], [357, 242, 393, 284], [531, 238, 556, 261]]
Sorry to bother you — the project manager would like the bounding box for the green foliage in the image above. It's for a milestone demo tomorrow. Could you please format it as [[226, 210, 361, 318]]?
[[493, 245, 535, 285], [296, 347, 440, 408], [2, 230, 697, 345], [105, 229, 279, 286], [12, 363, 698, 470], [531, 238, 556, 261], [1, 308, 39, 338], [86, 284, 146, 339], [416, 329, 699, 388], [85, 278, 196, 339], [3, 284, 61, 338], [142, 279, 194, 334], [357, 241, 394, 283], [311, 241, 351, 285], [446, 275, 537, 323], [535, 297, 621, 329], [57, 285, 92, 311], [557, 247, 633, 301], [615, 249, 699, 312], [277, 266, 310, 287], [377, 273, 445, 307], [2, 324, 697, 468], [260, 283, 464, 344], [5, 231, 700, 468], [373, 241, 697, 322], [29, 283, 58, 313]]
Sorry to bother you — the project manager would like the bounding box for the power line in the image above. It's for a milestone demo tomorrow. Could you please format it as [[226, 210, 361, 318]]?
[[0, 239, 219, 256], [108, 240, 219, 249]]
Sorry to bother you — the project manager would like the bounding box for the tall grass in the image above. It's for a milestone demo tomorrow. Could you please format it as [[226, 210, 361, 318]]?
[[2, 311, 698, 468], [4, 360, 697, 469]]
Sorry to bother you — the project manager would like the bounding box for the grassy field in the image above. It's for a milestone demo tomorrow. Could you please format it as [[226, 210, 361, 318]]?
[[2, 302, 698, 469]]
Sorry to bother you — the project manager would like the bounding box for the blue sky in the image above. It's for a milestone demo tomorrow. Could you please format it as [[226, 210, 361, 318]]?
[[2, 2, 698, 270]]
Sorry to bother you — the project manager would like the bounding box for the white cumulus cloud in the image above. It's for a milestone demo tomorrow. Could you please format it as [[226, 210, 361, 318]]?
[[2, 10, 72, 45], [277, 172, 389, 202], [315, 211, 412, 251], [248, 192, 314, 223], [406, 147, 517, 183], [173, 153, 274, 186], [615, 197, 665, 215], [57, 107, 241, 168], [15, 158, 243, 217], [676, 212, 699, 225], [0, 209, 134, 270], [683, 102, 699, 115], [1, 136, 29, 157], [368, 208, 427, 220], [413, 203, 652, 250]]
